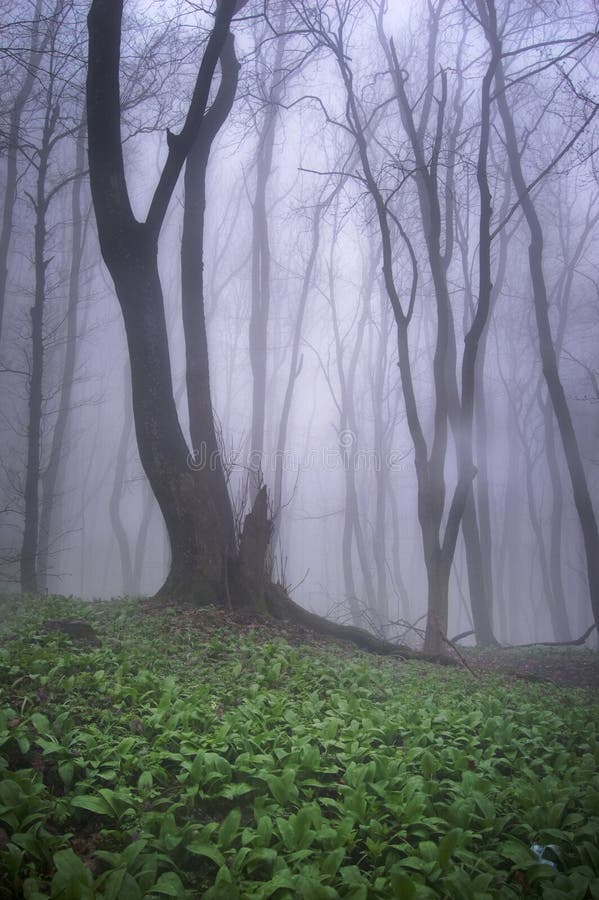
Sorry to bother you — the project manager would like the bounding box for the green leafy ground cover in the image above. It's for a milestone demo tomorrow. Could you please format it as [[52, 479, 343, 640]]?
[[0, 595, 598, 899]]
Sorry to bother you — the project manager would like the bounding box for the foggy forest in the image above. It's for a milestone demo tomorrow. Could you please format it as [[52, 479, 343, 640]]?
[[1, 1, 599, 896], [2, 0, 599, 651]]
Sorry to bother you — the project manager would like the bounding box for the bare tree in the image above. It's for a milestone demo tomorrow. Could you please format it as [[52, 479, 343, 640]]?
[[282, 0, 501, 652], [37, 118, 89, 589], [19, 0, 84, 591], [248, 23, 287, 500], [0, 0, 46, 345], [87, 0, 248, 602], [475, 0, 599, 634]]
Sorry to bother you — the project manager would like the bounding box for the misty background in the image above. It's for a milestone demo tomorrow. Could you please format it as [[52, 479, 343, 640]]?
[[1, 0, 598, 647]]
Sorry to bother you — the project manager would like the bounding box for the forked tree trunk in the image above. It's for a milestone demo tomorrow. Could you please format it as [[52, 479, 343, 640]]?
[[117, 248, 219, 597], [87, 0, 243, 602]]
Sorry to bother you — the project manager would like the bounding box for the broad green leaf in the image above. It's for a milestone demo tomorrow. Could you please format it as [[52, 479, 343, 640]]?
[[50, 848, 93, 898], [257, 815, 273, 846], [150, 872, 186, 896], [58, 762, 74, 786], [186, 842, 225, 868], [390, 870, 417, 899], [322, 847, 345, 877], [438, 828, 462, 868], [500, 840, 537, 868], [30, 713, 50, 734], [265, 770, 298, 805], [219, 808, 241, 849], [138, 770, 153, 793], [71, 794, 113, 816], [98, 867, 126, 900]]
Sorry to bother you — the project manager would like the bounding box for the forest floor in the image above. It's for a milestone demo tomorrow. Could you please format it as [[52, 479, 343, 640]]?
[[145, 601, 599, 691], [462, 645, 599, 691], [1, 594, 599, 898]]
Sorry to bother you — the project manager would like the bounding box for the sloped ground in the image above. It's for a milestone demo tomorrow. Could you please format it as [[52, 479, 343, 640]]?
[[462, 645, 599, 690], [144, 600, 599, 690], [1, 595, 598, 898]]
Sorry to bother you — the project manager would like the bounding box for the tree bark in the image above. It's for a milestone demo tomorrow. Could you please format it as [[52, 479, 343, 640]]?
[[248, 30, 287, 500], [181, 34, 239, 562], [541, 391, 571, 640], [109, 370, 135, 594], [87, 0, 243, 601]]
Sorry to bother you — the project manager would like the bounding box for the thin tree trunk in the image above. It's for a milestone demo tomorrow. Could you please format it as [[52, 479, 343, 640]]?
[[388, 483, 410, 621], [132, 478, 156, 591], [0, 0, 46, 344], [327, 233, 378, 623], [20, 99, 58, 592], [38, 120, 87, 589], [495, 403, 517, 642], [108, 370, 134, 594], [542, 391, 571, 640], [271, 193, 326, 554], [379, 13, 499, 649], [248, 31, 287, 500], [461, 493, 495, 643], [482, 0, 599, 632]]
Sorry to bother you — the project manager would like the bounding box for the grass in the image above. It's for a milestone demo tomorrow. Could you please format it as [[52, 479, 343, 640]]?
[[0, 594, 598, 899]]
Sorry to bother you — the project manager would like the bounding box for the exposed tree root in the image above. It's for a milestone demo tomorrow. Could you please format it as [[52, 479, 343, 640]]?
[[505, 624, 596, 649], [452, 625, 597, 650], [450, 629, 475, 644], [147, 488, 458, 665], [264, 583, 456, 665]]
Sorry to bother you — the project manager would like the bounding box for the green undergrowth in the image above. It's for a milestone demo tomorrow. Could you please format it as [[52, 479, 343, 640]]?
[[0, 595, 598, 899]]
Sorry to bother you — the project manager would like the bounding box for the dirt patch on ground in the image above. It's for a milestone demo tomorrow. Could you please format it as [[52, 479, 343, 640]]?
[[461, 645, 599, 690]]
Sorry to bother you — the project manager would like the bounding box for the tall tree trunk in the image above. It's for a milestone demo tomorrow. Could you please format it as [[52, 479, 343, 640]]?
[[38, 120, 88, 590], [387, 482, 410, 621], [181, 34, 239, 560], [0, 0, 46, 345], [20, 98, 58, 592], [271, 191, 326, 558], [248, 31, 287, 500], [117, 247, 213, 595], [132, 478, 157, 591], [495, 397, 522, 642], [327, 233, 378, 623], [461, 493, 495, 643], [481, 0, 599, 632], [87, 0, 243, 601], [378, 14, 499, 650], [108, 370, 135, 594], [542, 390, 571, 640], [369, 288, 391, 624]]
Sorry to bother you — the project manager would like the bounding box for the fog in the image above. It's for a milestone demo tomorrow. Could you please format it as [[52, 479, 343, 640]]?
[[1, 0, 598, 651]]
